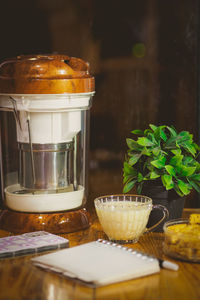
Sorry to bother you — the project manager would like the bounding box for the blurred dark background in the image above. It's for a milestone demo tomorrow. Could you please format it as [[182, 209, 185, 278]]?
[[0, 0, 199, 207]]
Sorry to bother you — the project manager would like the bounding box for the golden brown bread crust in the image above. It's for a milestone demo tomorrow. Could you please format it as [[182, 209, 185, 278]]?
[[0, 54, 95, 94]]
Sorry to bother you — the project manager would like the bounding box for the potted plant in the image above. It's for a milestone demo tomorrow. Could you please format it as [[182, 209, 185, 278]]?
[[123, 124, 200, 231]]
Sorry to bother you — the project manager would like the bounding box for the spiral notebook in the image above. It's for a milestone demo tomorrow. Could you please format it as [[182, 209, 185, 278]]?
[[32, 239, 160, 286]]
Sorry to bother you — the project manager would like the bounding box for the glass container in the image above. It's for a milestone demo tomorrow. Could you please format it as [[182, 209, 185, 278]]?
[[163, 219, 200, 262], [0, 54, 95, 213]]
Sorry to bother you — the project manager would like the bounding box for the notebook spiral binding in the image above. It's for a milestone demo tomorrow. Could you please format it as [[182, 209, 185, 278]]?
[[96, 239, 156, 262]]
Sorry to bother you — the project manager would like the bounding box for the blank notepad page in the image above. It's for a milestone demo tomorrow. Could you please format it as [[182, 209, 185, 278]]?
[[32, 240, 160, 286]]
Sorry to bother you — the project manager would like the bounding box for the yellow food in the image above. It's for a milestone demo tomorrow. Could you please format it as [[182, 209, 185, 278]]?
[[166, 223, 200, 235], [164, 215, 200, 262], [189, 214, 200, 224]]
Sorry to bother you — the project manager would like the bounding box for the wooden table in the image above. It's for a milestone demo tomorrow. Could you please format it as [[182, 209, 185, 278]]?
[[0, 208, 200, 300]]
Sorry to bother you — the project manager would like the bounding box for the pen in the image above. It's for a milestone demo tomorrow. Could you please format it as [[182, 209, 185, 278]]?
[[159, 259, 179, 271]]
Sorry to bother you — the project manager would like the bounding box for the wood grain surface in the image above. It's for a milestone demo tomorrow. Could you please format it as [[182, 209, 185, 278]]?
[[0, 54, 95, 94], [0, 208, 200, 300]]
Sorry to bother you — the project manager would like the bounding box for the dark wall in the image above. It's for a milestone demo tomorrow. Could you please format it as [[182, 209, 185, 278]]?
[[0, 0, 199, 206], [0, 0, 51, 60], [0, 0, 198, 143], [157, 1, 198, 132], [91, 0, 198, 154]]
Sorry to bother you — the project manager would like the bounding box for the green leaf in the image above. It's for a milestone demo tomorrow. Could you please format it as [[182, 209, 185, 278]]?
[[161, 174, 174, 190], [151, 156, 166, 169], [123, 180, 136, 193], [167, 126, 177, 137], [183, 142, 196, 157], [165, 165, 176, 176], [182, 166, 196, 176], [177, 180, 191, 195], [142, 147, 152, 156], [123, 175, 135, 184], [189, 173, 200, 181], [171, 149, 182, 156], [137, 137, 154, 147], [126, 139, 142, 151], [150, 171, 160, 179], [188, 180, 200, 194], [153, 127, 161, 142], [149, 124, 158, 132], [194, 142, 200, 151], [137, 172, 143, 182], [196, 162, 200, 172], [161, 150, 168, 156], [174, 185, 185, 197], [123, 162, 137, 175], [147, 132, 157, 145], [179, 131, 193, 143], [175, 165, 196, 177], [131, 129, 143, 135], [178, 131, 191, 141], [144, 129, 152, 136], [170, 155, 183, 166], [137, 183, 144, 194], [160, 131, 167, 142], [183, 156, 194, 165], [129, 154, 141, 166], [165, 136, 178, 149], [160, 127, 167, 142], [152, 147, 160, 156]]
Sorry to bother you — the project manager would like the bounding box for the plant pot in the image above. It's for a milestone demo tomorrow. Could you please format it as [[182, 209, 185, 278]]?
[[142, 184, 185, 232]]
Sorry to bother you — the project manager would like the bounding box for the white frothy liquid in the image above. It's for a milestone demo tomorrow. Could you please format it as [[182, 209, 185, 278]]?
[[95, 201, 152, 242]]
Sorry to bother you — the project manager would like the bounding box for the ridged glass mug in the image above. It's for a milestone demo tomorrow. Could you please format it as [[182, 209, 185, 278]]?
[[94, 194, 169, 244]]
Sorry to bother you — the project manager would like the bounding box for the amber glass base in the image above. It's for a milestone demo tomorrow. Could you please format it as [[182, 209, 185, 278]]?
[[0, 208, 90, 234]]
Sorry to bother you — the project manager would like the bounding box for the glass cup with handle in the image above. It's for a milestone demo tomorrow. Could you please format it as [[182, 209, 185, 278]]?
[[94, 194, 169, 244]]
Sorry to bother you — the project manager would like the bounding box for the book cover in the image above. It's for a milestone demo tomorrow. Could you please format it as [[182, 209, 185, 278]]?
[[0, 231, 69, 258]]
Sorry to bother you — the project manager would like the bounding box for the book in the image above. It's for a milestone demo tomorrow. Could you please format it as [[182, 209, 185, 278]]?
[[0, 231, 69, 258], [31, 239, 160, 286]]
